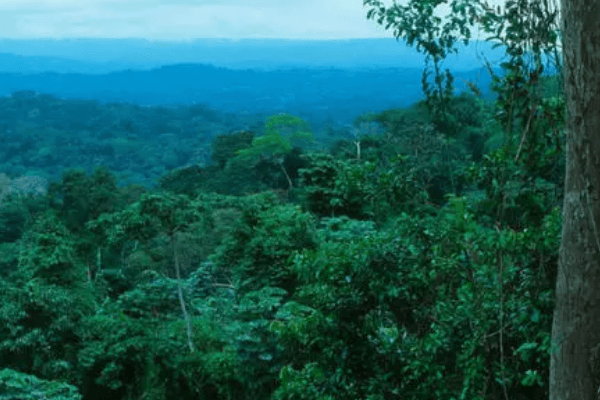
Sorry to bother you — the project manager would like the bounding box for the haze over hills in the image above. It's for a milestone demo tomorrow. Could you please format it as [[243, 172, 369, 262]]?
[[0, 38, 560, 123], [0, 64, 498, 124], [0, 38, 508, 73], [0, 53, 138, 75]]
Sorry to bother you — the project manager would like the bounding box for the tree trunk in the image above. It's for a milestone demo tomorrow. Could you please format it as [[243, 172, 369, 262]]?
[[550, 1, 600, 399], [173, 234, 195, 354], [280, 162, 293, 190]]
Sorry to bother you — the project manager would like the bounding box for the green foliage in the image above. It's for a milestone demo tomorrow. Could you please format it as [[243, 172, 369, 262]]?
[[75, 190, 317, 399], [238, 132, 293, 163], [0, 211, 95, 384], [316, 216, 376, 242], [237, 114, 313, 163], [157, 165, 207, 196], [219, 156, 270, 195], [0, 3, 569, 399], [0, 368, 81, 400], [85, 191, 218, 286], [272, 228, 412, 399], [210, 196, 318, 294], [230, 286, 289, 397], [0, 199, 35, 243], [235, 114, 313, 190], [373, 91, 490, 160], [264, 114, 313, 142], [76, 268, 230, 400], [47, 167, 124, 233], [468, 148, 561, 230], [272, 196, 559, 399], [17, 211, 86, 285], [364, 0, 476, 136], [0, 93, 254, 187], [298, 153, 360, 218], [274, 363, 333, 400], [211, 130, 255, 169], [364, 0, 564, 207], [365, 103, 480, 203], [0, 174, 49, 243], [299, 152, 425, 221]]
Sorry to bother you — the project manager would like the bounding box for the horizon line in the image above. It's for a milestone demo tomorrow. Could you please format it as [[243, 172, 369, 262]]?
[[0, 37, 493, 43]]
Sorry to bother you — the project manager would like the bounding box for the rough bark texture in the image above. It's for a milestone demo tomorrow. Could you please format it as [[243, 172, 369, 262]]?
[[550, 1, 600, 399]]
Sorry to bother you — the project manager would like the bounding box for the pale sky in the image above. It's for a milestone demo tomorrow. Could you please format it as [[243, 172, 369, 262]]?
[[0, 0, 387, 40], [0, 0, 543, 41]]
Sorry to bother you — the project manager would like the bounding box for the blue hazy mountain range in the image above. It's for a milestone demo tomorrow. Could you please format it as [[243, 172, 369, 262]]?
[[0, 65, 498, 123], [0, 38, 508, 73], [0, 39, 558, 123]]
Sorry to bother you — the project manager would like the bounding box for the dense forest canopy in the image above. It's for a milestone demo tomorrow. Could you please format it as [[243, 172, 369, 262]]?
[[0, 0, 582, 398]]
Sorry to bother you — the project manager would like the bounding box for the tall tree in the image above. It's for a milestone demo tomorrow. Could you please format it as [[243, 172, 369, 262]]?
[[235, 114, 313, 191], [550, 1, 600, 399]]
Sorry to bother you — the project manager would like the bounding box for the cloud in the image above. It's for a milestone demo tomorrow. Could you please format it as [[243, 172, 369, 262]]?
[[0, 0, 387, 39], [0, 0, 534, 40]]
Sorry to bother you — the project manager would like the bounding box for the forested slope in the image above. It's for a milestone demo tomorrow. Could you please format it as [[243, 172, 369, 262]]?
[[0, 64, 565, 398]]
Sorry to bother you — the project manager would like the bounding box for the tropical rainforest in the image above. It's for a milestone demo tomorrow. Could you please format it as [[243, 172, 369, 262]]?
[[0, 1, 567, 399]]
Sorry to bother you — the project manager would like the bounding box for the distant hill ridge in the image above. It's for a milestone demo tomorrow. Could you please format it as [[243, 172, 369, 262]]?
[[0, 38, 508, 73], [0, 38, 560, 123], [0, 62, 498, 123]]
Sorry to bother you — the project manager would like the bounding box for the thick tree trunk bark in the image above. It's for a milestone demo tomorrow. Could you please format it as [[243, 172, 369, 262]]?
[[550, 1, 600, 399]]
